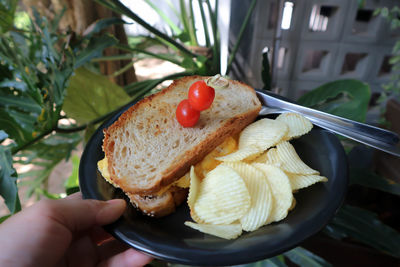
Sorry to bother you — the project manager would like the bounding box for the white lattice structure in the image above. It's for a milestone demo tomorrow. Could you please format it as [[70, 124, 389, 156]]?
[[230, 0, 399, 99]]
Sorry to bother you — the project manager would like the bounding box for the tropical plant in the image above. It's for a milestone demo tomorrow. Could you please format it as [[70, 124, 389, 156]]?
[[374, 6, 400, 106], [255, 51, 400, 265], [0, 3, 136, 217], [94, 0, 257, 97], [2, 0, 399, 265], [0, 0, 258, 219]]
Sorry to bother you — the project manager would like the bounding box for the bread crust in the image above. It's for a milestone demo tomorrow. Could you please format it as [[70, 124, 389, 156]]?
[[103, 76, 261, 195]]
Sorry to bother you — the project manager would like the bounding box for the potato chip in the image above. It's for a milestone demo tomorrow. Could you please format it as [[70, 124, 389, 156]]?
[[252, 163, 293, 224], [187, 167, 199, 208], [187, 166, 204, 223], [239, 118, 288, 151], [287, 173, 328, 191], [276, 141, 319, 175], [265, 148, 282, 167], [252, 151, 268, 163], [216, 145, 263, 162], [223, 162, 272, 231], [184, 221, 242, 239], [175, 172, 190, 188], [276, 112, 313, 140], [194, 165, 250, 224]]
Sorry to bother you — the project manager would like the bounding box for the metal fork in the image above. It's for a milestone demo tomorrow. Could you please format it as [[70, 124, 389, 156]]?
[[256, 90, 400, 157]]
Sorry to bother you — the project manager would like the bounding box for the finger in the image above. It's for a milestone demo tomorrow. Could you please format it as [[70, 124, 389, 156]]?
[[96, 239, 130, 260], [90, 226, 114, 245], [66, 192, 83, 200], [65, 235, 97, 267], [97, 248, 153, 267], [39, 197, 126, 233]]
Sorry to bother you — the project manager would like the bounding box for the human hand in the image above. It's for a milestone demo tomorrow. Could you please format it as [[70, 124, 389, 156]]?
[[0, 193, 152, 267]]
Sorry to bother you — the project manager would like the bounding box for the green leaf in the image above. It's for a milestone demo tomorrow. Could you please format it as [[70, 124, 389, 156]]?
[[0, 130, 7, 142], [16, 133, 82, 198], [75, 35, 118, 68], [267, 256, 288, 267], [95, 0, 195, 57], [84, 17, 127, 38], [198, 0, 211, 47], [179, 0, 196, 45], [0, 109, 32, 144], [64, 155, 80, 195], [0, 214, 11, 223], [35, 188, 62, 199], [349, 168, 400, 196], [389, 56, 400, 65], [124, 79, 159, 96], [7, 109, 36, 132], [143, 0, 181, 35], [0, 79, 28, 92], [0, 145, 21, 213], [233, 256, 287, 267], [116, 43, 182, 65], [325, 205, 400, 258], [181, 57, 196, 69], [0, 95, 42, 114], [63, 67, 131, 124], [284, 247, 331, 267], [297, 79, 371, 122], [0, 0, 17, 33], [176, 31, 190, 43]]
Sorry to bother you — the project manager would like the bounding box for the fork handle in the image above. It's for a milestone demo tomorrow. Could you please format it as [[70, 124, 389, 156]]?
[[256, 91, 400, 157]]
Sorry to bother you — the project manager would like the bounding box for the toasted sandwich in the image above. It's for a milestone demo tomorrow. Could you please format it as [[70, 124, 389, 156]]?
[[98, 75, 261, 217]]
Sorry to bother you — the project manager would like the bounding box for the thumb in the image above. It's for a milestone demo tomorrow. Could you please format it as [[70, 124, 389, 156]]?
[[41, 197, 126, 233], [96, 199, 127, 225]]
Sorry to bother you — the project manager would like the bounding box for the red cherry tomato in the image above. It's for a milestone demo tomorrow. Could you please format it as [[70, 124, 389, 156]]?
[[188, 80, 215, 111], [176, 99, 200, 127]]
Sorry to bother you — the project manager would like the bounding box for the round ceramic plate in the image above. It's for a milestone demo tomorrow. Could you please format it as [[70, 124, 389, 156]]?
[[79, 101, 348, 266]]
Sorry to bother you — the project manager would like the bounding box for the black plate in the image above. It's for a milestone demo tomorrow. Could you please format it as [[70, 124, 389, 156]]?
[[79, 101, 348, 266]]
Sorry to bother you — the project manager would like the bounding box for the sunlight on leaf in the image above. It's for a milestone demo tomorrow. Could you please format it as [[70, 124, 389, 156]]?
[[0, 0, 18, 33], [63, 67, 131, 124], [16, 133, 82, 198]]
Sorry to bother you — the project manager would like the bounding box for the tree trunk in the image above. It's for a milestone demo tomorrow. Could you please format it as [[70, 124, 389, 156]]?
[[22, 0, 137, 86]]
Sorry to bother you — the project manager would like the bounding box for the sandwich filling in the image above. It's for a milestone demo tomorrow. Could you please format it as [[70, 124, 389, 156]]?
[[98, 135, 238, 198]]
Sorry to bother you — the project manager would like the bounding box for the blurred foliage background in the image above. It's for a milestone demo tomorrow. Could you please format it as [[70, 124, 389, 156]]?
[[0, 0, 399, 265]]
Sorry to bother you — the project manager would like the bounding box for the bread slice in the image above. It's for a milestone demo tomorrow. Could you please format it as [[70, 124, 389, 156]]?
[[97, 156, 188, 217], [102, 75, 261, 196], [126, 186, 188, 217]]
